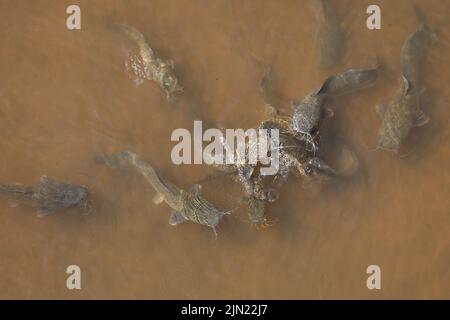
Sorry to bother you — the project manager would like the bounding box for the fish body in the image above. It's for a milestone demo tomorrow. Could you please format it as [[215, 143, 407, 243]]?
[[377, 76, 429, 151], [98, 151, 228, 237], [320, 65, 379, 96], [119, 24, 183, 99], [0, 176, 91, 215], [315, 0, 347, 68], [378, 6, 434, 151]]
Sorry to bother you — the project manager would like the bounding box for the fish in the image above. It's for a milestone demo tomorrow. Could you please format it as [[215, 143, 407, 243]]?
[[118, 24, 183, 99], [376, 76, 429, 151], [0, 176, 92, 216], [400, 6, 437, 91], [291, 64, 379, 136], [97, 151, 229, 238], [319, 63, 380, 96], [315, 0, 347, 68]]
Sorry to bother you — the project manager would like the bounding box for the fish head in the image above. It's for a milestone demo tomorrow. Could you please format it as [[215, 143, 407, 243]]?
[[59, 184, 91, 207], [246, 196, 266, 225], [291, 95, 323, 135], [292, 109, 314, 135], [96, 151, 135, 170]]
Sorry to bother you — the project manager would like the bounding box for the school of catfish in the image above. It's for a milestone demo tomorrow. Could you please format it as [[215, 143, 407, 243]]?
[[0, 2, 437, 238]]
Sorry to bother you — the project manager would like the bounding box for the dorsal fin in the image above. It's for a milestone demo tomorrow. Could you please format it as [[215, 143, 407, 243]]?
[[401, 75, 412, 96]]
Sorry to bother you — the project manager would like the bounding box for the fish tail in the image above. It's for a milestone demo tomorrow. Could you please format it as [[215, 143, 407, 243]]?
[[117, 24, 145, 43], [0, 184, 30, 195], [117, 24, 155, 61], [0, 184, 10, 193], [95, 152, 134, 170], [413, 5, 427, 27], [319, 0, 333, 19], [414, 5, 438, 41]]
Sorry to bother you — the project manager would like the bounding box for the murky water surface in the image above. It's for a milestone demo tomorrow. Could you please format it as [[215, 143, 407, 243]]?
[[0, 0, 449, 299]]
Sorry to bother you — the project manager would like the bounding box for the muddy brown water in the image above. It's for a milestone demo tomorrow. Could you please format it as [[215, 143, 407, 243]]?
[[0, 0, 449, 299]]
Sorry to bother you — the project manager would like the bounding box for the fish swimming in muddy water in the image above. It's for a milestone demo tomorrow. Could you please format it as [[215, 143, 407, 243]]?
[[400, 6, 437, 91], [291, 63, 379, 137], [96, 151, 230, 238], [376, 76, 429, 152], [0, 176, 92, 216], [320, 62, 380, 96], [314, 0, 347, 68], [118, 24, 183, 99]]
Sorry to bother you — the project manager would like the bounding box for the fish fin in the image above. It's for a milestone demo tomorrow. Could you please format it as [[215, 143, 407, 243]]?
[[221, 207, 234, 215], [413, 109, 430, 127], [166, 59, 175, 68], [260, 66, 272, 94], [37, 207, 53, 217], [39, 175, 58, 186], [7, 200, 19, 208], [301, 178, 315, 189], [212, 226, 218, 240], [152, 193, 164, 204], [401, 75, 412, 95], [290, 99, 300, 109], [375, 104, 387, 116], [189, 184, 202, 196], [428, 28, 438, 44], [39, 175, 50, 183], [266, 104, 278, 117], [168, 211, 188, 226], [322, 107, 334, 119]]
